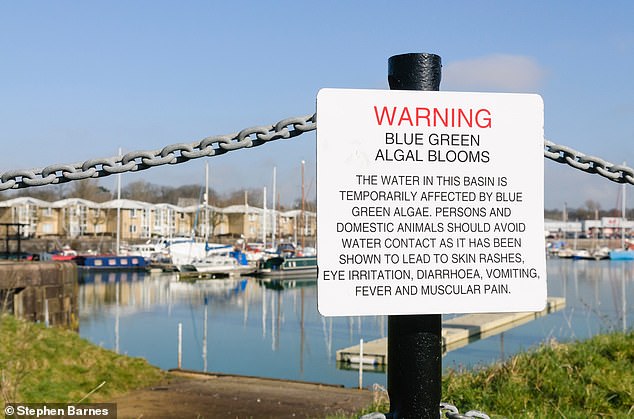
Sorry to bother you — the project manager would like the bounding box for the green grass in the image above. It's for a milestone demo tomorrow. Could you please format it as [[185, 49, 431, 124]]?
[[0, 314, 165, 408], [442, 331, 634, 418], [338, 331, 634, 418], [3, 314, 633, 418]]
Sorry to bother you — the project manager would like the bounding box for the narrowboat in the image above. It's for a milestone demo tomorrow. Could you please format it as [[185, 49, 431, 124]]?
[[255, 256, 317, 278]]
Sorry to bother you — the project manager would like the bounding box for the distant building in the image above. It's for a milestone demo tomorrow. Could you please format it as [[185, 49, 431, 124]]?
[[0, 197, 57, 237], [544, 219, 583, 238], [545, 217, 633, 238], [0, 197, 316, 245]]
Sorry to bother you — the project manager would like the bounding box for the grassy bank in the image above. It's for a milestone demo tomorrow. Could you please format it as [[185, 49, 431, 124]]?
[[443, 331, 633, 417], [0, 314, 164, 408], [2, 314, 632, 418], [355, 331, 634, 418]]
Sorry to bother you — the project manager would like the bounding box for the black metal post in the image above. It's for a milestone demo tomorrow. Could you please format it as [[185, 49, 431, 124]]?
[[387, 53, 442, 419]]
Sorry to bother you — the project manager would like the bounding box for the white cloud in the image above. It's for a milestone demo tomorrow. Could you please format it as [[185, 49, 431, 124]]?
[[442, 54, 546, 92]]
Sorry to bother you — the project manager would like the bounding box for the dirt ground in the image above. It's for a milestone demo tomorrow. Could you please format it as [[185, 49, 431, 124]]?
[[110, 370, 379, 419]]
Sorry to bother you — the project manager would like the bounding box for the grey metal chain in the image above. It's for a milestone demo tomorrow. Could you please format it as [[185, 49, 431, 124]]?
[[359, 402, 490, 419], [440, 402, 491, 419], [0, 112, 631, 191], [544, 140, 634, 185], [0, 114, 317, 191], [0, 116, 621, 418]]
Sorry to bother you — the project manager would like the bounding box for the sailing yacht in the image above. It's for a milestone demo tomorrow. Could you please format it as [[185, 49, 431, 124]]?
[[609, 180, 634, 260]]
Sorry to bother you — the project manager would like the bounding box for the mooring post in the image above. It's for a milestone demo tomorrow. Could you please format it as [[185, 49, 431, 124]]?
[[387, 53, 443, 419], [178, 322, 183, 369]]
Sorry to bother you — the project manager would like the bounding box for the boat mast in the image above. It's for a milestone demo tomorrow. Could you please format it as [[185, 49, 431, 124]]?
[[204, 162, 209, 241], [116, 147, 122, 255], [563, 201, 567, 241], [272, 166, 277, 249], [263, 186, 267, 247], [621, 165, 626, 248], [301, 160, 305, 249]]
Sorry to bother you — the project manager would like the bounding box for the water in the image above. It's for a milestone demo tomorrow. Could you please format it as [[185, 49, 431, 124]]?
[[78, 258, 633, 388]]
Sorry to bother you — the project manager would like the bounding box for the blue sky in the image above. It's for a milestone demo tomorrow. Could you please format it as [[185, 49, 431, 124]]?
[[1, 1, 633, 210]]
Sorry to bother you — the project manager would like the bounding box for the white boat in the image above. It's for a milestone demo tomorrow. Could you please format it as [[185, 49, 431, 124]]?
[[123, 237, 230, 265], [556, 248, 574, 258], [181, 254, 255, 277], [571, 249, 593, 260], [125, 239, 170, 262], [169, 241, 233, 267], [591, 247, 610, 260]]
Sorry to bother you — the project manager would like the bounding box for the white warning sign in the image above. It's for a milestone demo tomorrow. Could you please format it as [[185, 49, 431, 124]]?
[[316, 88, 546, 316]]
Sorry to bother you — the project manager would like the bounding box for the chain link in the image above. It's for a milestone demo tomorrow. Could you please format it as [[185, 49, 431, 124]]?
[[440, 402, 491, 419], [0, 113, 631, 191], [0, 114, 625, 418], [544, 140, 634, 185], [359, 402, 490, 419], [0, 114, 316, 191]]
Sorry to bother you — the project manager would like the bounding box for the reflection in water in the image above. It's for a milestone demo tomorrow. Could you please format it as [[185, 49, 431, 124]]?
[[78, 259, 633, 388], [555, 259, 631, 334]]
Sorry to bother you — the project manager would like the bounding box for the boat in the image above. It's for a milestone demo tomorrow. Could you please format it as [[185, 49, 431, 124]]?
[[571, 249, 592, 260], [180, 252, 255, 277], [609, 249, 634, 260], [591, 247, 610, 260], [609, 179, 634, 260], [74, 254, 148, 270], [609, 240, 634, 260], [238, 241, 268, 263], [556, 248, 574, 259], [49, 245, 79, 261], [255, 255, 317, 278], [570, 247, 610, 260], [169, 241, 233, 267], [38, 245, 147, 270], [124, 239, 171, 263]]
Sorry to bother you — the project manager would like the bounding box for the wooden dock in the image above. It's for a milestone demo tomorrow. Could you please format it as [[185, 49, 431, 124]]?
[[336, 297, 565, 366]]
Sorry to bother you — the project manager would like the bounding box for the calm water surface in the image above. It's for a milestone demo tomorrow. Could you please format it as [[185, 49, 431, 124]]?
[[78, 258, 633, 388]]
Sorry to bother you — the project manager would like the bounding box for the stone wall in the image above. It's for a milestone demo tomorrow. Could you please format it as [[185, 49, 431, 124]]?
[[0, 261, 78, 329]]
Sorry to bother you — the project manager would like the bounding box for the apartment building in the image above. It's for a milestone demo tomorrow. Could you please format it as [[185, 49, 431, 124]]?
[[0, 197, 316, 243]]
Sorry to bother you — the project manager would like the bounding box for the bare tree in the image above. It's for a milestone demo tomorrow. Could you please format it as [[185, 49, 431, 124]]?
[[585, 199, 601, 220], [0, 184, 65, 202], [122, 180, 162, 203], [159, 184, 202, 205], [222, 188, 263, 207], [88, 208, 107, 237], [67, 179, 111, 202]]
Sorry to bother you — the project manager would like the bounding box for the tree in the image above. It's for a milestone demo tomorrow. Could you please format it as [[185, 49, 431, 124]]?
[[122, 180, 162, 203], [222, 188, 262, 207], [159, 184, 201, 205], [544, 208, 562, 220], [66, 179, 111, 202], [292, 197, 316, 212], [88, 207, 107, 237], [1, 184, 65, 202], [585, 199, 601, 220]]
